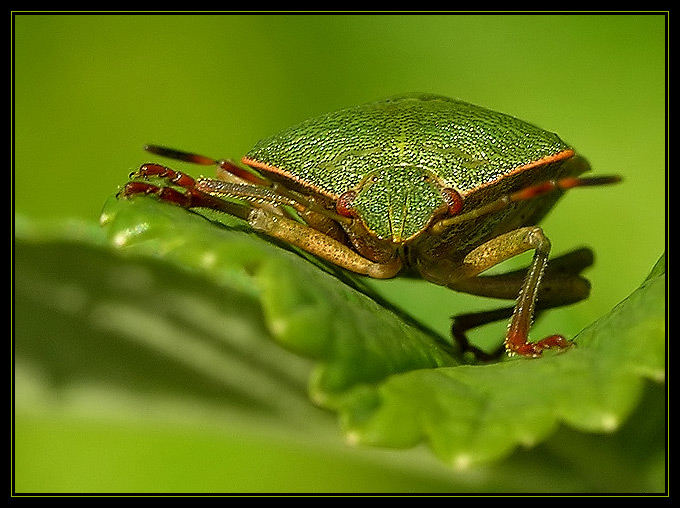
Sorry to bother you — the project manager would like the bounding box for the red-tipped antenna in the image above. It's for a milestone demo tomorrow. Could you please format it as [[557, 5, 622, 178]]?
[[143, 144, 267, 185], [144, 144, 217, 166]]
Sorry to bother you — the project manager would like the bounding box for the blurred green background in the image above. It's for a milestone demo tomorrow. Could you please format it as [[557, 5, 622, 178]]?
[[13, 13, 666, 493]]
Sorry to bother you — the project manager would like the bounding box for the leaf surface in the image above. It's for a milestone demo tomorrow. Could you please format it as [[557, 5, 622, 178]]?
[[16, 196, 665, 473]]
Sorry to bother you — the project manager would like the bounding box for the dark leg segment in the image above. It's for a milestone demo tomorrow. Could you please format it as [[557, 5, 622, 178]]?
[[452, 306, 515, 361]]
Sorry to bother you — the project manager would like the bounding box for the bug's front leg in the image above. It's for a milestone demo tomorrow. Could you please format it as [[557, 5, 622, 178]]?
[[119, 164, 252, 219], [448, 226, 571, 358], [120, 164, 402, 280], [247, 208, 402, 279], [450, 248, 594, 360]]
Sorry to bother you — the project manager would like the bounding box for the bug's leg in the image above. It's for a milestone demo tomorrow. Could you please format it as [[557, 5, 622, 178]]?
[[451, 307, 515, 361], [494, 226, 571, 358], [247, 208, 403, 279], [194, 178, 401, 277], [122, 161, 309, 219], [446, 226, 576, 358], [450, 248, 594, 360], [121, 162, 402, 279], [119, 164, 252, 219], [142, 145, 352, 233], [451, 247, 593, 302]]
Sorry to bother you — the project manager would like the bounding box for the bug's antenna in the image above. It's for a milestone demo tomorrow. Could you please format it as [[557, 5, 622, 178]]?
[[140, 144, 345, 223], [431, 174, 622, 234], [144, 144, 217, 165], [144, 144, 267, 185]]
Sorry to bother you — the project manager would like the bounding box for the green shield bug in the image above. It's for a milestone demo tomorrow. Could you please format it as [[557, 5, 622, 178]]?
[[120, 93, 620, 359]]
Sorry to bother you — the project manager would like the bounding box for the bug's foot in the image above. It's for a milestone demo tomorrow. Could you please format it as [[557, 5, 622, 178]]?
[[118, 181, 195, 206], [505, 333, 573, 358]]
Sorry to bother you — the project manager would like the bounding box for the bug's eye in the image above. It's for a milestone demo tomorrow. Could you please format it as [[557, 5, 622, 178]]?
[[336, 190, 357, 218], [442, 188, 463, 215]]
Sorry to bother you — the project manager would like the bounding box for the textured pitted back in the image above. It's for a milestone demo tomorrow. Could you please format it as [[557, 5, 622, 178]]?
[[244, 93, 572, 199]]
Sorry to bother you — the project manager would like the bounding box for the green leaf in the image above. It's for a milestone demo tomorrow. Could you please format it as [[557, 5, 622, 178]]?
[[15, 195, 665, 487], [98, 197, 458, 398], [336, 265, 665, 467]]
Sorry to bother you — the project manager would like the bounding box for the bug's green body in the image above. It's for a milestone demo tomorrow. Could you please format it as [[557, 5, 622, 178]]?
[[124, 93, 619, 358], [245, 93, 579, 252], [246, 93, 570, 196]]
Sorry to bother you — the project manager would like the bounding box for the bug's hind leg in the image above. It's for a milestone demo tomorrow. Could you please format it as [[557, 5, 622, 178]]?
[[450, 247, 594, 361], [452, 306, 516, 361]]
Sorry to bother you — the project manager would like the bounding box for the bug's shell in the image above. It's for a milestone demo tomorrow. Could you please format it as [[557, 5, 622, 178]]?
[[242, 93, 574, 241]]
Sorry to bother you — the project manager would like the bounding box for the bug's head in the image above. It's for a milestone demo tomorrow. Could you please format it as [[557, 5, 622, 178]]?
[[336, 166, 462, 244]]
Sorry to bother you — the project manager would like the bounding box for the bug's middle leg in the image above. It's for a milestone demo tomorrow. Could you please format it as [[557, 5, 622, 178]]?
[[451, 246, 593, 302]]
